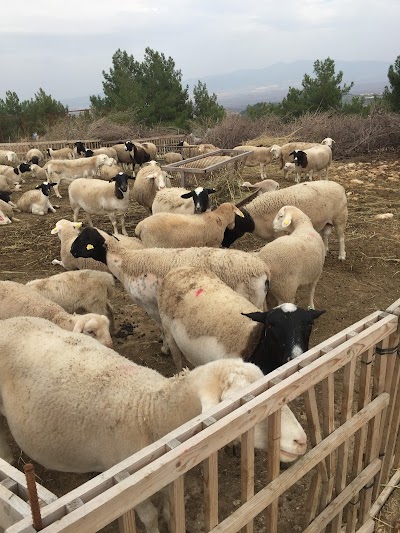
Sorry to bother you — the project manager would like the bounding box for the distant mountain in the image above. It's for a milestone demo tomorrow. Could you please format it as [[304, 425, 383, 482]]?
[[184, 60, 391, 111], [63, 60, 391, 113]]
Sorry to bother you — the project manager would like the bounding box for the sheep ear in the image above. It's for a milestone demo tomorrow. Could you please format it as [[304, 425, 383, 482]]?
[[308, 309, 326, 320], [181, 191, 194, 199], [234, 206, 245, 218], [72, 222, 82, 229], [241, 311, 267, 324], [109, 177, 116, 183], [50, 226, 59, 235]]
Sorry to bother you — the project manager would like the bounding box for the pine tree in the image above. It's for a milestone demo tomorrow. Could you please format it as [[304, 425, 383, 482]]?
[[383, 55, 400, 112], [192, 81, 225, 127]]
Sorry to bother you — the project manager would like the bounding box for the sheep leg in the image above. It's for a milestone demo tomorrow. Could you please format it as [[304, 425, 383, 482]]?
[[135, 499, 161, 533], [119, 214, 128, 236], [337, 232, 346, 261], [72, 206, 81, 222], [106, 302, 115, 332], [53, 181, 62, 199], [0, 416, 14, 464], [260, 163, 267, 179], [163, 331, 184, 371], [306, 278, 320, 309], [308, 170, 314, 181], [108, 213, 120, 235], [85, 213, 94, 227]]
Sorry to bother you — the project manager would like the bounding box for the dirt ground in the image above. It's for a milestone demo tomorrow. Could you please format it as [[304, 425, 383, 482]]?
[[1, 154, 400, 532]]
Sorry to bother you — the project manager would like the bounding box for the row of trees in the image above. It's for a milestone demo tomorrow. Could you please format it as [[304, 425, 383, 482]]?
[[1, 51, 400, 142], [0, 89, 67, 142], [245, 56, 400, 119]]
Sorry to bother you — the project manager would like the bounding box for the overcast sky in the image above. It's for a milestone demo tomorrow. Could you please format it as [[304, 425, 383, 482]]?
[[1, 0, 398, 104]]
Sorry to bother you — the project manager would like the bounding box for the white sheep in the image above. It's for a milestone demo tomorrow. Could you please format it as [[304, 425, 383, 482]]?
[[257, 205, 326, 309], [0, 199, 19, 224], [0, 174, 21, 192], [0, 316, 307, 533], [46, 147, 75, 160], [158, 266, 325, 371], [68, 172, 133, 235], [132, 161, 171, 214], [0, 149, 18, 166], [290, 145, 332, 181], [241, 179, 280, 195], [283, 162, 309, 183], [51, 219, 143, 271], [70, 227, 271, 352], [152, 186, 215, 215], [141, 142, 158, 160], [84, 147, 118, 160], [222, 180, 347, 261], [163, 152, 183, 165], [0, 281, 113, 347], [29, 163, 48, 181], [98, 162, 127, 180], [135, 203, 244, 248], [26, 148, 45, 166], [46, 154, 115, 198], [196, 143, 220, 154], [233, 145, 274, 179], [270, 138, 335, 175], [26, 270, 115, 327], [16, 181, 59, 215]]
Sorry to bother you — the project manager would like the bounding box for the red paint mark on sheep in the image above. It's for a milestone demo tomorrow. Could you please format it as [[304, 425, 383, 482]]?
[[195, 288, 204, 297]]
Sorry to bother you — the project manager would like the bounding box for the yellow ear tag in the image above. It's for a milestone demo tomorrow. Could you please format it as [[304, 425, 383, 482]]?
[[50, 227, 58, 235], [86, 244, 94, 250], [282, 218, 291, 227]]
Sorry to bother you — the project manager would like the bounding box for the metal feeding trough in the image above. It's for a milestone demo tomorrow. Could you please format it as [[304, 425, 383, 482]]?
[[161, 148, 252, 187]]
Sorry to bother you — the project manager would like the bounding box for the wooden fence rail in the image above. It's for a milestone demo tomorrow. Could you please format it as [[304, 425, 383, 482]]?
[[2, 298, 400, 533]]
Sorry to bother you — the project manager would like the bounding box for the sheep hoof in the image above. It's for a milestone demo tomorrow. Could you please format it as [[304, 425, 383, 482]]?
[[161, 345, 170, 356], [338, 253, 346, 261]]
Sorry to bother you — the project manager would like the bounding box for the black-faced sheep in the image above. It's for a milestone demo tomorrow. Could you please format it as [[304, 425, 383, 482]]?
[[135, 203, 244, 248], [16, 182, 58, 215], [289, 145, 332, 181], [46, 147, 75, 160], [68, 172, 134, 235], [152, 186, 216, 215], [158, 266, 325, 373]]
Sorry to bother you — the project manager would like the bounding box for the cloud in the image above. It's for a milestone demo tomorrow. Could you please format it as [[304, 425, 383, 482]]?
[[0, 0, 398, 101]]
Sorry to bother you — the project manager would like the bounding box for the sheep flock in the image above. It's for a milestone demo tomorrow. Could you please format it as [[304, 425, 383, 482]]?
[[0, 134, 396, 533]]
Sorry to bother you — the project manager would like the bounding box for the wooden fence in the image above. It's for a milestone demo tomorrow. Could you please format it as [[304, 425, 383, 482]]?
[[0, 135, 190, 161], [1, 297, 400, 533]]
